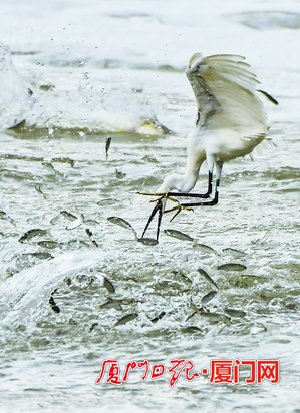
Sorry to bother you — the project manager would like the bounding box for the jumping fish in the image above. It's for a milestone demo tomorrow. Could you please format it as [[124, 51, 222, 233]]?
[[164, 229, 194, 242], [60, 211, 78, 221], [223, 248, 247, 258], [107, 216, 137, 239], [198, 268, 219, 290], [137, 238, 159, 246], [114, 313, 138, 327], [49, 295, 60, 314], [19, 229, 48, 243], [99, 298, 122, 311], [201, 290, 218, 305], [66, 214, 84, 230], [37, 240, 60, 249], [103, 276, 115, 294], [151, 311, 166, 323], [193, 242, 217, 254], [218, 263, 247, 272], [224, 307, 246, 318], [105, 136, 112, 157], [51, 157, 74, 167]]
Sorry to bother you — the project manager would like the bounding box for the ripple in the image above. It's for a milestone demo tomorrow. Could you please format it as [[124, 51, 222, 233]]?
[[227, 11, 300, 30]]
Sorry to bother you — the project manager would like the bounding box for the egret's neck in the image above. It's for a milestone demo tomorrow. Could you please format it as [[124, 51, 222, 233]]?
[[157, 171, 199, 193]]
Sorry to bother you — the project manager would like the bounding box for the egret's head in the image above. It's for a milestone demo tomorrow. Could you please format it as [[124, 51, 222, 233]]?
[[157, 173, 183, 193], [187, 52, 203, 73]]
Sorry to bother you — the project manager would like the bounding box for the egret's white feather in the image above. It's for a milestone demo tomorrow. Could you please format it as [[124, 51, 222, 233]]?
[[187, 53, 268, 134]]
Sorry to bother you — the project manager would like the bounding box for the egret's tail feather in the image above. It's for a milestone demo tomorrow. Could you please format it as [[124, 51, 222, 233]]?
[[257, 89, 279, 105]]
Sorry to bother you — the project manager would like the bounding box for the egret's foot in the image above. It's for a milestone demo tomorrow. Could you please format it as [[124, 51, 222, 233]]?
[[164, 204, 194, 222], [139, 193, 192, 241], [137, 191, 167, 196], [138, 191, 179, 205]]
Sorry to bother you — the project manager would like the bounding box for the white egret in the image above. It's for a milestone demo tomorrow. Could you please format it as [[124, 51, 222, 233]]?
[[141, 53, 278, 241]]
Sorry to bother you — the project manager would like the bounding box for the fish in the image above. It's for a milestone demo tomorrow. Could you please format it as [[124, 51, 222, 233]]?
[[185, 310, 198, 322], [115, 169, 126, 179], [37, 240, 60, 249], [137, 238, 159, 246], [31, 251, 53, 259], [164, 229, 194, 242], [107, 216, 137, 239], [67, 239, 90, 248], [50, 215, 61, 225], [68, 318, 77, 325], [34, 185, 47, 199], [66, 215, 84, 230], [201, 290, 218, 305], [0, 210, 15, 225], [107, 216, 134, 231], [99, 298, 122, 311], [198, 308, 230, 322], [85, 229, 92, 237], [154, 280, 185, 292], [241, 274, 269, 281], [76, 274, 88, 283], [181, 274, 193, 284], [198, 268, 219, 290], [114, 313, 138, 327], [49, 295, 60, 314], [83, 219, 99, 226], [89, 322, 98, 332], [105, 136, 112, 157], [60, 211, 78, 221], [0, 211, 6, 219], [97, 198, 118, 206], [172, 271, 193, 285], [224, 307, 246, 318], [20, 251, 53, 260], [90, 239, 99, 248], [85, 229, 99, 247], [51, 157, 74, 167], [19, 229, 48, 243], [42, 161, 56, 173], [39, 84, 55, 91], [103, 276, 115, 294], [181, 326, 204, 334], [193, 242, 217, 254], [223, 248, 247, 258], [151, 311, 166, 323], [218, 263, 247, 272]]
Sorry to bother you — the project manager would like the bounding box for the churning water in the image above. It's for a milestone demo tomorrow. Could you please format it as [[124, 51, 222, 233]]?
[[0, 0, 299, 412]]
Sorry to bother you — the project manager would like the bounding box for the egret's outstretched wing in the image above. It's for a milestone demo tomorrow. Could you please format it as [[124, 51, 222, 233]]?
[[186, 53, 269, 133]]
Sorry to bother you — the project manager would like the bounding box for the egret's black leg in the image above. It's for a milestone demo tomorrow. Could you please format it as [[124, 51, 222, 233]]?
[[156, 200, 165, 241], [141, 197, 167, 240], [180, 161, 223, 207], [168, 170, 213, 199], [141, 199, 162, 239]]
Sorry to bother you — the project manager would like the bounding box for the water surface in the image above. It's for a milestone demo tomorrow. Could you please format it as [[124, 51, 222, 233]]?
[[0, 0, 299, 412]]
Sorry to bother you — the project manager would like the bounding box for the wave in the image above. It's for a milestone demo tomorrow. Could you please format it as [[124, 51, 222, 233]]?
[[0, 43, 173, 134]]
